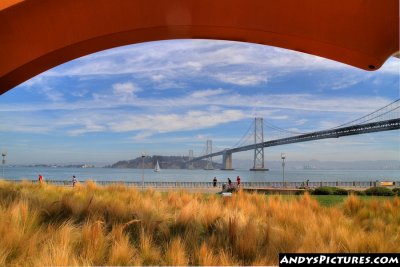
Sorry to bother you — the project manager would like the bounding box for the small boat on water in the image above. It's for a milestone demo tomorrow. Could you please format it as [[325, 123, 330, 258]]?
[[154, 160, 160, 172]]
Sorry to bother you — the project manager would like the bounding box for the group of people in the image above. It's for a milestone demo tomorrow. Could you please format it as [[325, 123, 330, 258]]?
[[213, 175, 241, 188], [38, 174, 78, 187]]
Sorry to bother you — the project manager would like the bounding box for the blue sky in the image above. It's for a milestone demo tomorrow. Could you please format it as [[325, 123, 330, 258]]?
[[0, 39, 399, 165]]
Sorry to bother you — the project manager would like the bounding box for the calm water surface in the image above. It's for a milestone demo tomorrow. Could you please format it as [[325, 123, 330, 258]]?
[[1, 167, 399, 183]]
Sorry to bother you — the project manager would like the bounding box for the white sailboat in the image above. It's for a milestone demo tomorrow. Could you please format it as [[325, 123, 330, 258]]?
[[154, 160, 160, 172]]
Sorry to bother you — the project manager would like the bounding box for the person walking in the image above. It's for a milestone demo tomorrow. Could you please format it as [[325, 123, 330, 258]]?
[[72, 175, 77, 187], [236, 176, 241, 187], [38, 174, 43, 184], [213, 177, 217, 187], [227, 177, 232, 186]]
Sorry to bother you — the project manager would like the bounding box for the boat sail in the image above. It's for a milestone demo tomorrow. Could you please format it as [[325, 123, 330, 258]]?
[[154, 160, 160, 172]]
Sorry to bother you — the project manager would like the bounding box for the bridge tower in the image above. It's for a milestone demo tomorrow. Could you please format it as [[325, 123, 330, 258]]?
[[250, 117, 269, 171], [221, 150, 234, 170], [188, 149, 194, 169], [204, 140, 214, 170]]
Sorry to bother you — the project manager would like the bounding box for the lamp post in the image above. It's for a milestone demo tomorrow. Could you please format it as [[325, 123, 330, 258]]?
[[1, 152, 6, 178], [141, 153, 145, 190], [281, 153, 286, 188]]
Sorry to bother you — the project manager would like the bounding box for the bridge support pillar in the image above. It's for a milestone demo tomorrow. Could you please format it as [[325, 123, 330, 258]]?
[[250, 117, 269, 171], [221, 151, 234, 170], [188, 149, 194, 169], [204, 140, 214, 170]]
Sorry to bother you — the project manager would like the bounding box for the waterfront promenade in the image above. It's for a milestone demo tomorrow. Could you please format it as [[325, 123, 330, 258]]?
[[5, 179, 399, 192]]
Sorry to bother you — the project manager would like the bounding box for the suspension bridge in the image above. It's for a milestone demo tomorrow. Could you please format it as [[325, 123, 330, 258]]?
[[188, 99, 400, 170]]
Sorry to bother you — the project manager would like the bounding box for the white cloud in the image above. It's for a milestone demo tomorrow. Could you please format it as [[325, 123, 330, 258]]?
[[71, 90, 89, 98], [112, 82, 141, 98], [4, 41, 398, 141], [22, 40, 398, 95], [151, 74, 165, 81], [4, 106, 247, 138], [378, 57, 400, 75], [108, 109, 246, 134], [268, 115, 289, 120], [67, 121, 106, 136], [330, 77, 364, 90], [185, 61, 203, 71], [4, 40, 399, 164], [214, 73, 267, 86], [39, 86, 64, 102], [295, 119, 308, 125], [32, 40, 357, 81], [18, 74, 64, 101], [131, 131, 154, 141], [154, 81, 187, 90], [20, 75, 45, 87], [0, 88, 392, 119], [190, 88, 228, 98]]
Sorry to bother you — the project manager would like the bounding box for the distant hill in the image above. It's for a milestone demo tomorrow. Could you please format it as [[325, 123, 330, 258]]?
[[107, 155, 222, 169]]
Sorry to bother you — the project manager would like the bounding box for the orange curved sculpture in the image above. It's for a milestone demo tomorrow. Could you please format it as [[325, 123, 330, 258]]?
[[0, 0, 398, 94]]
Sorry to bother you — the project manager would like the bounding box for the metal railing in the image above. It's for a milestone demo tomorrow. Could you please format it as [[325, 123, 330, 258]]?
[[241, 181, 396, 188], [4, 179, 399, 188]]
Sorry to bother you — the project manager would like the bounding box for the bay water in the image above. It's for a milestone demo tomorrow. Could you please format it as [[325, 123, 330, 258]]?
[[1, 166, 399, 183]]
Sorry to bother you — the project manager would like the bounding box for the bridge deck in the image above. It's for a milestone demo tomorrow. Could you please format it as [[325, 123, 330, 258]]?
[[191, 118, 400, 162]]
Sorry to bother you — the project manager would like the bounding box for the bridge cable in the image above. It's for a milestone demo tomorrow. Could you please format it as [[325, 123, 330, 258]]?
[[263, 121, 306, 135], [332, 98, 400, 129], [209, 98, 400, 156], [230, 119, 255, 148], [353, 105, 400, 125]]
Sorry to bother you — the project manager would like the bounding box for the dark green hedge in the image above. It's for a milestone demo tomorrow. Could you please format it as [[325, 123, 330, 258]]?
[[347, 190, 366, 196], [365, 187, 394, 196], [304, 186, 397, 196], [392, 188, 400, 196], [312, 186, 348, 195]]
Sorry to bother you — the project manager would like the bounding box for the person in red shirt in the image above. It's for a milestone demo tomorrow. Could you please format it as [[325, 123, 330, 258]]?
[[38, 174, 43, 184], [236, 176, 241, 187]]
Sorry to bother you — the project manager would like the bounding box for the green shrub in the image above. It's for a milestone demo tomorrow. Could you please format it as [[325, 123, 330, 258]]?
[[347, 190, 366, 196], [365, 187, 394, 196], [312, 187, 335, 195], [332, 187, 348, 195], [295, 189, 313, 195], [312, 187, 350, 196], [392, 187, 400, 196]]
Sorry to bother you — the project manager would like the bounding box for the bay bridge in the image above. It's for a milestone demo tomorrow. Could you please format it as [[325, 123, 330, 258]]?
[[188, 99, 400, 170]]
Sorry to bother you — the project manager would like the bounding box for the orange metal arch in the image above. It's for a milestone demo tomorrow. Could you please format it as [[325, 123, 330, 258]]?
[[0, 0, 398, 94]]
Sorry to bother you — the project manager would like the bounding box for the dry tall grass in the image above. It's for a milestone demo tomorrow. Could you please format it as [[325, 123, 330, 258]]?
[[0, 180, 399, 266]]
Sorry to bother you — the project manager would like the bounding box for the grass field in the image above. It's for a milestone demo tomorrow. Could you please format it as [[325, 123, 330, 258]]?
[[0, 180, 399, 266], [284, 195, 396, 207]]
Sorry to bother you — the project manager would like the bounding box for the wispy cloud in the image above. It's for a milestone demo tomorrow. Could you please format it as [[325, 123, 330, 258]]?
[[112, 82, 141, 101], [0, 89, 390, 115], [108, 109, 246, 135], [190, 88, 229, 98], [326, 75, 366, 90], [295, 119, 308, 126], [0, 90, 393, 143], [3, 39, 399, 163], [378, 58, 400, 75], [17, 40, 399, 94], [39, 86, 64, 102], [214, 72, 267, 86]]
